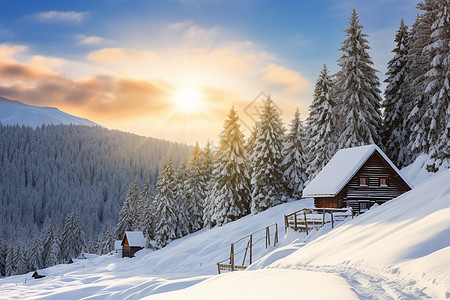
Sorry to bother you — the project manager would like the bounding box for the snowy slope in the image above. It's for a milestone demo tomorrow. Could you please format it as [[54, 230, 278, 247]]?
[[0, 199, 313, 299], [0, 97, 99, 127], [170, 169, 449, 300], [1, 169, 449, 299]]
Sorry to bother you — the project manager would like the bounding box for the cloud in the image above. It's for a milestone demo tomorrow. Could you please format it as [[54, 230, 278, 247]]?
[[263, 64, 312, 94], [34, 11, 88, 24], [77, 35, 108, 45], [88, 48, 159, 65], [0, 44, 175, 121]]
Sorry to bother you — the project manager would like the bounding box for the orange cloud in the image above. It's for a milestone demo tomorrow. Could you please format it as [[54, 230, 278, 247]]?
[[263, 64, 312, 94]]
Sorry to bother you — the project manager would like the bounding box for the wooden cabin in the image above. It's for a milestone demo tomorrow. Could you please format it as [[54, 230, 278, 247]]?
[[302, 144, 412, 214], [122, 231, 145, 258]]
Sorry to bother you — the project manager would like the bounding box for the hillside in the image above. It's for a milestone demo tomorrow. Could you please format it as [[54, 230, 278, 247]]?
[[1, 168, 449, 299], [0, 124, 191, 244], [0, 97, 99, 127]]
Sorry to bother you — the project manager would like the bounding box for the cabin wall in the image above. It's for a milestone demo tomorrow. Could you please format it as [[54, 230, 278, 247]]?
[[342, 152, 411, 213]]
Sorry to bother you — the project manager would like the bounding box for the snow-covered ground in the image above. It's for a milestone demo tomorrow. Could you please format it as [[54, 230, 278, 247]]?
[[0, 199, 313, 299], [1, 161, 449, 299]]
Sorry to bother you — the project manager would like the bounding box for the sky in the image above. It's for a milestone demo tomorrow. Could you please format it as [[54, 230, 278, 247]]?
[[0, 0, 418, 145]]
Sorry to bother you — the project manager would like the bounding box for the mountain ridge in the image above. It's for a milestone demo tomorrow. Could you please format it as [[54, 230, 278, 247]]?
[[0, 96, 100, 127]]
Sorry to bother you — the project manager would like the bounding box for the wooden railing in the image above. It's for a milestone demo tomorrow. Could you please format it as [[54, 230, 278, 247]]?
[[284, 208, 353, 234], [217, 223, 278, 274]]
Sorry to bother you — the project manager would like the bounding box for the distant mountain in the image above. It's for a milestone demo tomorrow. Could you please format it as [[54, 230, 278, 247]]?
[[0, 96, 99, 127]]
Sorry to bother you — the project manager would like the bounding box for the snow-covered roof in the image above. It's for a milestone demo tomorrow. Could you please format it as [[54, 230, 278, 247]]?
[[122, 231, 145, 247], [115, 240, 122, 250], [302, 144, 413, 198]]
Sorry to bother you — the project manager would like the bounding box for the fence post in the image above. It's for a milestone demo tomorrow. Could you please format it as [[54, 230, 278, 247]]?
[[284, 215, 288, 232], [217, 263, 221, 274], [275, 223, 278, 246], [294, 213, 298, 231], [303, 209, 308, 235], [322, 209, 325, 225], [266, 226, 270, 248], [331, 210, 334, 228], [230, 243, 235, 271], [249, 234, 253, 264]]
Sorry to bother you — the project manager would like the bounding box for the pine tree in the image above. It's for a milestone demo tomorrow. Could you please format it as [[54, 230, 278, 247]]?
[[47, 239, 60, 267], [116, 179, 140, 239], [282, 108, 308, 198], [383, 19, 411, 167], [61, 211, 85, 262], [97, 223, 115, 255], [250, 96, 286, 214], [185, 143, 206, 232], [140, 176, 157, 244], [422, 0, 450, 171], [5, 244, 15, 276], [306, 64, 336, 179], [202, 140, 215, 185], [174, 160, 190, 237], [405, 5, 436, 161], [28, 236, 44, 270], [208, 107, 251, 226], [0, 240, 6, 276], [154, 157, 178, 248], [41, 218, 57, 267], [335, 9, 382, 149]]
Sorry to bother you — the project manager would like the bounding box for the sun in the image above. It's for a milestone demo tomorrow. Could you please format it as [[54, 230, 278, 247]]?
[[174, 88, 202, 113]]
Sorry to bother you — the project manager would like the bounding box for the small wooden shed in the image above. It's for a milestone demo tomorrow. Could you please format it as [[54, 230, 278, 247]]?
[[122, 231, 145, 258], [32, 271, 45, 279], [303, 144, 412, 214]]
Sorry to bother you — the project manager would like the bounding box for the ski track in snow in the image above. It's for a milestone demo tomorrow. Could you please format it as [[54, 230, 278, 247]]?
[[279, 264, 430, 300]]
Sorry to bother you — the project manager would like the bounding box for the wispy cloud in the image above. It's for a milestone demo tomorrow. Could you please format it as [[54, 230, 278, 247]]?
[[76, 35, 109, 45], [34, 11, 88, 24]]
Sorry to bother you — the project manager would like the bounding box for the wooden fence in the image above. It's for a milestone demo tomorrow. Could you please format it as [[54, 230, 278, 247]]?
[[284, 208, 353, 234], [217, 223, 278, 274]]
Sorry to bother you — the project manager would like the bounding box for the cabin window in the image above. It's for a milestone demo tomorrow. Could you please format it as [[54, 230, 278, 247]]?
[[359, 177, 368, 186], [379, 177, 388, 187]]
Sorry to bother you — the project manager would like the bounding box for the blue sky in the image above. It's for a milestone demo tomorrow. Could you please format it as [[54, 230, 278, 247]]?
[[0, 0, 418, 144]]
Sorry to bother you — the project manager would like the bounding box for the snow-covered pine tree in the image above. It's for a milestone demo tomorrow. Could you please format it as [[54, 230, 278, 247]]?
[[185, 143, 206, 232], [47, 239, 60, 267], [97, 223, 115, 255], [405, 5, 436, 162], [140, 176, 157, 245], [116, 179, 141, 239], [174, 160, 190, 237], [202, 141, 217, 228], [28, 236, 44, 270], [61, 211, 85, 262], [154, 157, 178, 248], [422, 0, 450, 171], [306, 64, 336, 179], [5, 244, 15, 276], [334, 9, 383, 149], [208, 107, 251, 226], [202, 140, 215, 185], [0, 240, 6, 276], [250, 96, 286, 214], [282, 108, 308, 198], [383, 19, 411, 168], [41, 218, 57, 267]]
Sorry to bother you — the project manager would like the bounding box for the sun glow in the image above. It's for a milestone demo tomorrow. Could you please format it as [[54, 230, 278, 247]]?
[[174, 88, 202, 113]]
